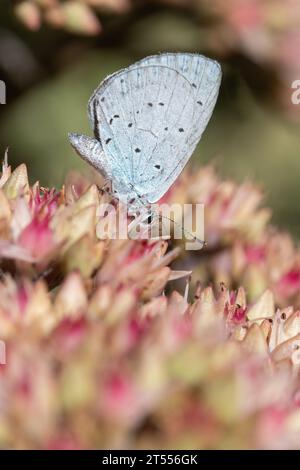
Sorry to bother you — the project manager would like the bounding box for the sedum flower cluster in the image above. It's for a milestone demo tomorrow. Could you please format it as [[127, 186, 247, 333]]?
[[1, 157, 300, 449]]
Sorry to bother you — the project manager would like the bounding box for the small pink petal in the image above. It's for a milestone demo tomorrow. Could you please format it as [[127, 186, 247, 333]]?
[[277, 269, 300, 298], [18, 217, 54, 259], [52, 317, 87, 354], [17, 285, 29, 315], [245, 245, 265, 264]]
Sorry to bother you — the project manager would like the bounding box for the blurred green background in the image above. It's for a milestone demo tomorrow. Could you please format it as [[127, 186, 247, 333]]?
[[1, 1, 300, 232]]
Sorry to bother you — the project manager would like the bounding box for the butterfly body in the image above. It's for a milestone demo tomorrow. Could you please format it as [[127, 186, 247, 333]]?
[[69, 53, 221, 208]]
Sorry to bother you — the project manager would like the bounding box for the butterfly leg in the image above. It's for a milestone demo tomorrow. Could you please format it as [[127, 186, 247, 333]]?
[[98, 179, 112, 195]]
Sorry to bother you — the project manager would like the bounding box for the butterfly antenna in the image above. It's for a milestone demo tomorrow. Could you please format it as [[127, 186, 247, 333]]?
[[125, 184, 206, 247], [154, 212, 207, 248]]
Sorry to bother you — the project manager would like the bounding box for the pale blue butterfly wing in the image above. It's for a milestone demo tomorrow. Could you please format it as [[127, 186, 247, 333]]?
[[71, 53, 221, 203], [126, 54, 221, 202], [89, 64, 197, 200]]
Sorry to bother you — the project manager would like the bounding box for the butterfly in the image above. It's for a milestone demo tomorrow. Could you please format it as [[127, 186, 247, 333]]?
[[69, 53, 221, 219]]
